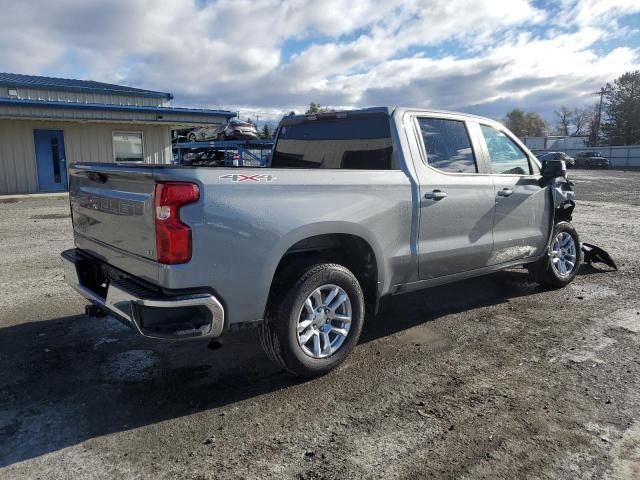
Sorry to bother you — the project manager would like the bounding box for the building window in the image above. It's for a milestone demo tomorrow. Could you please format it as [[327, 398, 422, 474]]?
[[8, 88, 18, 98], [113, 132, 144, 162]]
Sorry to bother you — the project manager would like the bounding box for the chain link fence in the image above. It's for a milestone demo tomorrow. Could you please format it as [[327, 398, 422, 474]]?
[[536, 145, 640, 169]]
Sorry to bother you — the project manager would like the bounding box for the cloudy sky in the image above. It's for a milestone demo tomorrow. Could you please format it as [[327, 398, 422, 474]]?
[[1, 0, 639, 124]]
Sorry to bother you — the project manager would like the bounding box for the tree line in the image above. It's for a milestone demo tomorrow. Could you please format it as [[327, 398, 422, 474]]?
[[504, 105, 600, 144], [505, 70, 640, 146]]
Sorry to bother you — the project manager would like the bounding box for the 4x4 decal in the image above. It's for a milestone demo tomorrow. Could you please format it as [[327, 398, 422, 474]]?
[[219, 174, 276, 183]]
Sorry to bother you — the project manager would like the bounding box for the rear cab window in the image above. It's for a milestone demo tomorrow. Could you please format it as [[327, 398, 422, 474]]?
[[272, 114, 394, 170]]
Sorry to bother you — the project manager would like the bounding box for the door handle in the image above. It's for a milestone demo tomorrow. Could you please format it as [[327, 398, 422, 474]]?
[[497, 188, 513, 197], [424, 189, 447, 200]]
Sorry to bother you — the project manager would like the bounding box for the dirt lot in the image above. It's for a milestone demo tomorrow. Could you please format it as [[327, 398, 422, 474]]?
[[1, 169, 639, 479]]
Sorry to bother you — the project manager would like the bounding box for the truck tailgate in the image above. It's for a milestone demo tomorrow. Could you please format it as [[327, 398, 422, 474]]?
[[69, 163, 159, 281]]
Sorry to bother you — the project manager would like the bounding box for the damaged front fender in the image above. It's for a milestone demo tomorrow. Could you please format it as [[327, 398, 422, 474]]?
[[551, 176, 576, 223], [544, 173, 617, 272]]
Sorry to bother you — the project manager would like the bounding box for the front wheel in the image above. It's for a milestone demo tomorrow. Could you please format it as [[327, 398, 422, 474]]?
[[529, 221, 581, 288], [259, 263, 365, 378]]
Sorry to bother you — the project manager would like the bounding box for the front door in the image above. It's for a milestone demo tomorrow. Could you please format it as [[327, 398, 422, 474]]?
[[477, 124, 552, 264], [407, 114, 496, 280], [34, 130, 67, 192]]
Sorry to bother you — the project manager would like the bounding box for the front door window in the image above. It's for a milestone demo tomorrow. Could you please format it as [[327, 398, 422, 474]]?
[[480, 125, 531, 175]]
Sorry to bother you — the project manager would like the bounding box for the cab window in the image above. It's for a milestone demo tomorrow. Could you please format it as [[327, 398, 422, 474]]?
[[480, 125, 531, 175], [272, 115, 393, 169], [417, 118, 477, 173]]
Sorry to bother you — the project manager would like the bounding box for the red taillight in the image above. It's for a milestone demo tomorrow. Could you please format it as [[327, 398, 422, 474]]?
[[154, 182, 199, 264]]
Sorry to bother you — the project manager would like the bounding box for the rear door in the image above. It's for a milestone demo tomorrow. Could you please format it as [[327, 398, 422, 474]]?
[[477, 123, 552, 264], [404, 113, 496, 280]]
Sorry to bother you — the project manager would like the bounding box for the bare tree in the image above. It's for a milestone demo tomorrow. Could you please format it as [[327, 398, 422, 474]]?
[[573, 106, 594, 136], [554, 105, 573, 136]]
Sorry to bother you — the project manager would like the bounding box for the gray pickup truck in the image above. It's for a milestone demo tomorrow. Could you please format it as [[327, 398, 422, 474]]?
[[62, 107, 579, 377]]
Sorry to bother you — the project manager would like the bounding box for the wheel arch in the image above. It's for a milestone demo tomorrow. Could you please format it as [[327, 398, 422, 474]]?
[[262, 223, 385, 318]]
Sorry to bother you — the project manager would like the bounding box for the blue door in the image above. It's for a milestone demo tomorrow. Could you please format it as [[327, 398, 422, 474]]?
[[34, 130, 67, 192]]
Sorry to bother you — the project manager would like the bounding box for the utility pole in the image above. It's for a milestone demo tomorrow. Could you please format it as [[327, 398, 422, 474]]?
[[594, 87, 605, 147]]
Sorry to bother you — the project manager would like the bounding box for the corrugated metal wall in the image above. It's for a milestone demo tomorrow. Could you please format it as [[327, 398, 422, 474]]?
[[0, 119, 37, 194], [0, 119, 171, 194], [0, 86, 167, 107], [0, 104, 226, 125]]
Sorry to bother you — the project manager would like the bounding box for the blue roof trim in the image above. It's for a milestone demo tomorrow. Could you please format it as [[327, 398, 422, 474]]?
[[0, 97, 236, 118], [0, 72, 173, 100]]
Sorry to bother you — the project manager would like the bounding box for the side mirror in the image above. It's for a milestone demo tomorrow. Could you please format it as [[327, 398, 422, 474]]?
[[541, 159, 566, 178]]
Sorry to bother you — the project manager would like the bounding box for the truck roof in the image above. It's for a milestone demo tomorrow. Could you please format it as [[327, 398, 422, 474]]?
[[280, 106, 500, 126]]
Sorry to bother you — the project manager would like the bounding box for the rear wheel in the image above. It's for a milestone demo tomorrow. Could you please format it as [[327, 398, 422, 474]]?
[[529, 221, 581, 288], [259, 263, 365, 378]]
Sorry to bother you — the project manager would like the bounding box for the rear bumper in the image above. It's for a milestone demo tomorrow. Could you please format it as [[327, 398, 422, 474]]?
[[62, 249, 224, 340]]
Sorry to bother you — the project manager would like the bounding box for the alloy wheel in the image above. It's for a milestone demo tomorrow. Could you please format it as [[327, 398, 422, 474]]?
[[296, 284, 352, 359], [551, 232, 577, 276]]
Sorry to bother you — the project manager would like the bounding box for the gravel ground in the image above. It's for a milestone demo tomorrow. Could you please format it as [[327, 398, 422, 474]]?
[[1, 169, 639, 479]]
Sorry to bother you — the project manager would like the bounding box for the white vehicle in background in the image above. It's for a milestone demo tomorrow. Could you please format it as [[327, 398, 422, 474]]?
[[186, 124, 225, 142], [219, 120, 259, 140], [186, 120, 259, 142]]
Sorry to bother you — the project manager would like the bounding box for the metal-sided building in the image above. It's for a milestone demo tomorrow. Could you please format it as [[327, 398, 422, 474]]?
[[0, 72, 235, 195]]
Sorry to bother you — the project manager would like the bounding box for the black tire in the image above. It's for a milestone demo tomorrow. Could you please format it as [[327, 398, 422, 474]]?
[[529, 221, 581, 288], [259, 263, 365, 378], [188, 133, 197, 142]]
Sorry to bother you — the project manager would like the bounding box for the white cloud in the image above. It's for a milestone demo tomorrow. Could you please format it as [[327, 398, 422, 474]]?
[[557, 0, 640, 27], [0, 0, 638, 123]]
